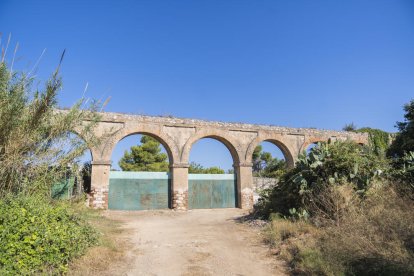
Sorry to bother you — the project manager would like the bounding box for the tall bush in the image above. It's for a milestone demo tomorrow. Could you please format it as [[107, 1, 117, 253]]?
[[0, 60, 100, 197]]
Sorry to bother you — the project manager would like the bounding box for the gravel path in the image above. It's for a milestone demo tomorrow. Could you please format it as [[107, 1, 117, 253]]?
[[105, 208, 286, 276]]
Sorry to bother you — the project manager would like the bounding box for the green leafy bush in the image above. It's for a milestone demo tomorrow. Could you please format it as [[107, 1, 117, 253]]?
[[391, 151, 414, 199], [255, 140, 389, 220], [0, 195, 99, 274], [388, 99, 414, 157], [356, 127, 391, 156]]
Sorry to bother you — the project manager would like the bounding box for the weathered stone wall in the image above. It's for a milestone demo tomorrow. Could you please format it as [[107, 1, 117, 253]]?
[[252, 177, 279, 205], [172, 190, 188, 211], [253, 177, 278, 191]]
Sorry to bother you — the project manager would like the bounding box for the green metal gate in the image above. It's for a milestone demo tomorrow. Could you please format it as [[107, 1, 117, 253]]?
[[188, 174, 237, 209], [108, 171, 170, 210], [52, 177, 75, 199]]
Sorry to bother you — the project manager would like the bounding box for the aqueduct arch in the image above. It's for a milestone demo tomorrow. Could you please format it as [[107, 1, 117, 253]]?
[[79, 110, 368, 210], [181, 131, 242, 164], [110, 131, 176, 165], [183, 133, 242, 208], [245, 136, 297, 169]]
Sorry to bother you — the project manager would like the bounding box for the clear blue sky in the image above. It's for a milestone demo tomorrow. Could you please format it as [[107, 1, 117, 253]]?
[[1, 0, 413, 170]]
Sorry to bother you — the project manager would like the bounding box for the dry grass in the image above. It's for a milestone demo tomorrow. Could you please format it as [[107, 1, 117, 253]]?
[[265, 185, 414, 275], [263, 217, 337, 275], [264, 216, 316, 247], [320, 186, 414, 275], [67, 204, 131, 275]]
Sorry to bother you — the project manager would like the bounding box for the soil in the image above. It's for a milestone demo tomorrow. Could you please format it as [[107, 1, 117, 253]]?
[[103, 208, 286, 276]]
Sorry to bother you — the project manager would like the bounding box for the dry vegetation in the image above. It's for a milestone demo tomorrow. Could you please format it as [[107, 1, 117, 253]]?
[[257, 131, 414, 275], [68, 205, 130, 275], [263, 185, 414, 275]]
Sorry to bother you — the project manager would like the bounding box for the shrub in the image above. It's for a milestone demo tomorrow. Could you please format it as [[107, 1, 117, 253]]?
[[266, 185, 414, 275], [390, 151, 414, 200], [388, 99, 414, 157], [320, 186, 414, 275], [0, 195, 99, 274], [356, 127, 391, 156], [264, 215, 315, 246], [264, 216, 341, 275], [255, 140, 389, 221]]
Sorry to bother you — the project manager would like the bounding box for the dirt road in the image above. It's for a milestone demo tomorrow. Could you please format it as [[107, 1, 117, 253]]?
[[105, 208, 285, 276]]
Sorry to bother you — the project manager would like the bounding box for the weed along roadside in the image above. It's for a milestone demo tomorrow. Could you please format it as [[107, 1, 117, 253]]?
[[67, 206, 130, 275]]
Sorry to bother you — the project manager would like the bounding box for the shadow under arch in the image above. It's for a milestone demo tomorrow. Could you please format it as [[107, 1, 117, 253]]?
[[247, 138, 295, 169]]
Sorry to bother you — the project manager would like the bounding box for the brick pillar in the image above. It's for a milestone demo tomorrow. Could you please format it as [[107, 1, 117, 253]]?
[[235, 163, 254, 210], [170, 163, 189, 211], [89, 160, 111, 209]]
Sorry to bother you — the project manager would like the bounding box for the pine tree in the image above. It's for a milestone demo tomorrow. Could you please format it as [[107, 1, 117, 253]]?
[[119, 135, 169, 171]]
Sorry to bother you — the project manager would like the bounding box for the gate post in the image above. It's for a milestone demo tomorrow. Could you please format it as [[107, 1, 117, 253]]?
[[235, 162, 254, 210], [170, 163, 189, 211], [90, 160, 111, 209]]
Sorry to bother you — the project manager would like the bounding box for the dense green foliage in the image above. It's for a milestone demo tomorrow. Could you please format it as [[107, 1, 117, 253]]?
[[119, 135, 169, 172], [389, 99, 414, 157], [252, 145, 286, 178], [343, 123, 391, 156], [188, 162, 225, 174], [356, 127, 390, 156], [0, 195, 99, 274], [390, 151, 414, 199], [256, 140, 389, 220]]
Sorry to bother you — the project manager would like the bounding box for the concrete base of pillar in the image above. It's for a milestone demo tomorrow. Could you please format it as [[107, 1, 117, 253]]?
[[241, 188, 254, 210], [88, 187, 109, 209], [172, 189, 188, 211]]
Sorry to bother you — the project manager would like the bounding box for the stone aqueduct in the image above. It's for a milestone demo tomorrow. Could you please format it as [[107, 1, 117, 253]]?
[[82, 111, 368, 210]]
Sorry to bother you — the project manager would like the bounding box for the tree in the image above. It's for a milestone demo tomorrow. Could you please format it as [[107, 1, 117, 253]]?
[[252, 145, 286, 178], [119, 135, 169, 171], [343, 122, 357, 131], [389, 99, 414, 157], [188, 162, 225, 174]]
